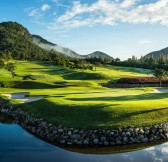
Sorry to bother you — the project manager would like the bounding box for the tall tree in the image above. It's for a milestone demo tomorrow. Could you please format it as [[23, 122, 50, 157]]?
[[5, 62, 16, 78], [153, 68, 167, 87], [0, 59, 4, 69], [94, 62, 101, 71]]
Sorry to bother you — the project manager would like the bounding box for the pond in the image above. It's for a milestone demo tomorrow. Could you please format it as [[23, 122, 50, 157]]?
[[0, 114, 168, 162]]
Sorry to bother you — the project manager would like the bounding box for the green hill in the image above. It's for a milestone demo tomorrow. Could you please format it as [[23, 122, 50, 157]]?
[[0, 21, 113, 61], [0, 21, 62, 60], [84, 51, 113, 61], [144, 47, 168, 60]]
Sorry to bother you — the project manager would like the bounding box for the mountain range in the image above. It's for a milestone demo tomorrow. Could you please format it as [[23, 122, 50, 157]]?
[[144, 47, 168, 60], [32, 34, 113, 60], [1, 21, 168, 62], [32, 35, 82, 58], [0, 21, 112, 61]]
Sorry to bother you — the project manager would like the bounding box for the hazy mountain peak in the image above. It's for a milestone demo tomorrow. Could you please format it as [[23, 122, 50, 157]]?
[[84, 51, 113, 60], [32, 35, 81, 58], [144, 47, 168, 59], [32, 35, 112, 60]]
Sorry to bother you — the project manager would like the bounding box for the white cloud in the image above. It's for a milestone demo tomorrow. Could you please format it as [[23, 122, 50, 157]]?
[[25, 4, 50, 19], [41, 4, 50, 11], [25, 7, 43, 19], [53, 11, 57, 15], [28, 9, 39, 16], [120, 0, 137, 8], [139, 39, 152, 44], [51, 0, 69, 8], [49, 0, 168, 30]]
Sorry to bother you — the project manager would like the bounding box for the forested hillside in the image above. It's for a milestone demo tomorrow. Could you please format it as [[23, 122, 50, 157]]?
[[0, 22, 62, 60]]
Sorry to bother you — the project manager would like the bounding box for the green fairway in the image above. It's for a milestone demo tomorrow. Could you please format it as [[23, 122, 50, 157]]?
[[1, 61, 168, 128], [20, 87, 168, 128], [0, 61, 151, 82]]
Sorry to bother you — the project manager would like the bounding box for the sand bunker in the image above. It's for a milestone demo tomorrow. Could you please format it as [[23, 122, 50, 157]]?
[[1, 92, 44, 103], [1, 88, 167, 103], [152, 88, 168, 93]]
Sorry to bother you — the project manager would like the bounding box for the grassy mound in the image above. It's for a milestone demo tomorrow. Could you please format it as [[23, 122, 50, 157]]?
[[63, 72, 109, 80]]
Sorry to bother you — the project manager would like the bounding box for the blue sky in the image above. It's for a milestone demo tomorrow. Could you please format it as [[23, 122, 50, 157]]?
[[0, 0, 168, 59]]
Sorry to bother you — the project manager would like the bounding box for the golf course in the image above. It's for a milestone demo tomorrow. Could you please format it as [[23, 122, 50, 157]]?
[[1, 61, 168, 129]]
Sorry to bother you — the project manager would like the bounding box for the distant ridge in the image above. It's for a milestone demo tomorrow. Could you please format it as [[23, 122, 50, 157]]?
[[32, 35, 113, 60], [84, 51, 113, 60], [32, 34, 82, 58], [144, 47, 168, 60]]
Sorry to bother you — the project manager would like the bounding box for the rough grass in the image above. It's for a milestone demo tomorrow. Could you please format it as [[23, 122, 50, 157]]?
[[2, 61, 167, 129]]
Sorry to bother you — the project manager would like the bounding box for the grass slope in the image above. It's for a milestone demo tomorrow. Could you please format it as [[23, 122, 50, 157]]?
[[22, 87, 168, 128], [2, 61, 167, 129]]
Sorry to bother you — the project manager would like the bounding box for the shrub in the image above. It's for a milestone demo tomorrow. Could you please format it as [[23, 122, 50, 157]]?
[[0, 81, 21, 88], [117, 77, 168, 84]]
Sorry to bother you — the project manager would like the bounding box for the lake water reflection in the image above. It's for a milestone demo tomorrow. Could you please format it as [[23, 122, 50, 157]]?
[[0, 114, 168, 162]]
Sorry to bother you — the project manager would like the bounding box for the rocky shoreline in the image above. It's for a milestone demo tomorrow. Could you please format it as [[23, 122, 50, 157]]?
[[0, 97, 168, 147]]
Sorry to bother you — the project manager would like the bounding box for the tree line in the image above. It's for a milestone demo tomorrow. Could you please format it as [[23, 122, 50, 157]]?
[[111, 55, 168, 87], [112, 54, 168, 71]]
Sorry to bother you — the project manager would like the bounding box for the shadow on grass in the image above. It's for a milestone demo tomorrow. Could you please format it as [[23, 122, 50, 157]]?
[[22, 98, 168, 128], [111, 107, 168, 124], [21, 62, 112, 81], [28, 63, 75, 75], [63, 72, 108, 80], [50, 91, 106, 96], [68, 93, 168, 102], [13, 81, 58, 89], [28, 62, 108, 80], [23, 99, 120, 128]]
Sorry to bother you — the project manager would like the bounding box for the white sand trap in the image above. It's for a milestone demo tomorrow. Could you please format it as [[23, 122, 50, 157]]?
[[152, 88, 168, 93], [1, 92, 44, 103]]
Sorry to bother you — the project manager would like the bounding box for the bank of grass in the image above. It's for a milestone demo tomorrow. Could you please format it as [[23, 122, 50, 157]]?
[[21, 87, 168, 128], [1, 61, 168, 129]]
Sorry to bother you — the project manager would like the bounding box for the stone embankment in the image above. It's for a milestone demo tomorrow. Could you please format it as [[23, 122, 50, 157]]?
[[0, 97, 168, 147]]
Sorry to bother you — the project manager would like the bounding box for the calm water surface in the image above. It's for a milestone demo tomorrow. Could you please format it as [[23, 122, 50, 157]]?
[[0, 115, 168, 162]]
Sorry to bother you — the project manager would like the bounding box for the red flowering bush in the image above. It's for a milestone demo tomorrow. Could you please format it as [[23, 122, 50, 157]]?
[[117, 77, 168, 84]]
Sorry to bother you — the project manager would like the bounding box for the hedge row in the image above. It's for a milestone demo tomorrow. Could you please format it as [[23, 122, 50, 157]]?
[[117, 77, 168, 84]]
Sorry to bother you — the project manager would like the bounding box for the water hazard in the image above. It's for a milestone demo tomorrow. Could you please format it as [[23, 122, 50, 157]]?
[[0, 114, 168, 162]]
